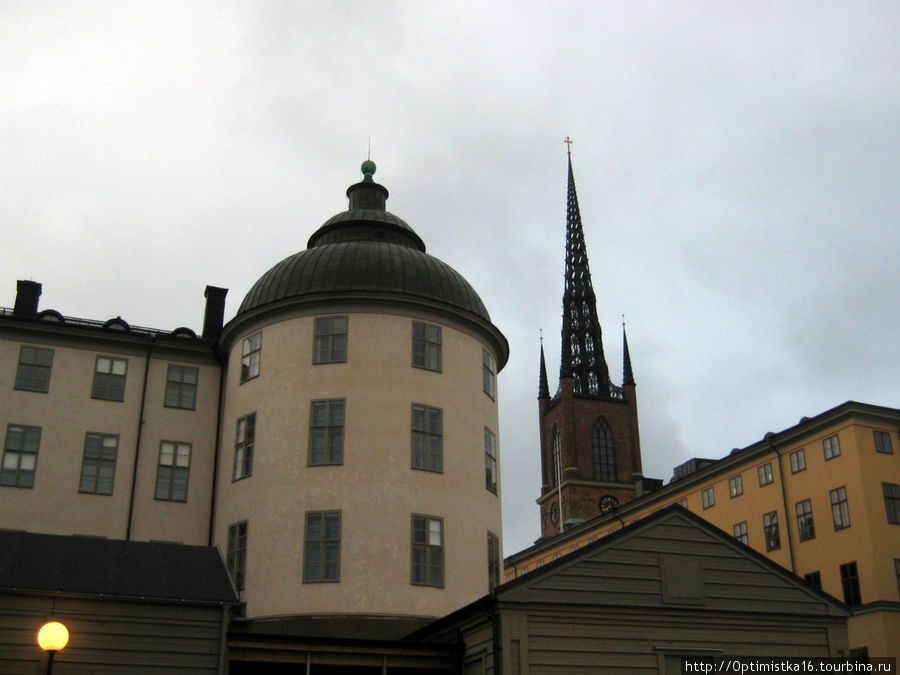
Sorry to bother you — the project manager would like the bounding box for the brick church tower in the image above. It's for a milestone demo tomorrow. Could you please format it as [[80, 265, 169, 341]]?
[[537, 146, 643, 537]]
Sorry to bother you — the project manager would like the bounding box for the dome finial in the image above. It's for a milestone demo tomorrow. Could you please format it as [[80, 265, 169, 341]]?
[[361, 158, 376, 180]]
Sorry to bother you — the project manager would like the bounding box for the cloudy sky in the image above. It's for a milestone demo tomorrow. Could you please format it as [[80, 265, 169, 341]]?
[[3, 2, 898, 556]]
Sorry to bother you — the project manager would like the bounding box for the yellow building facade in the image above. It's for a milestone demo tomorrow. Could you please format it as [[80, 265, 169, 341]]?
[[505, 400, 900, 658]]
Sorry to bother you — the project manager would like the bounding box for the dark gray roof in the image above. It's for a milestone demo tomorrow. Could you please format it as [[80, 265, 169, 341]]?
[[0, 530, 237, 605], [235, 165, 493, 324], [238, 241, 490, 321]]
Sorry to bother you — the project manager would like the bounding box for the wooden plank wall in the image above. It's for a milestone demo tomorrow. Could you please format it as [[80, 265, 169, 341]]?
[[0, 593, 225, 674]]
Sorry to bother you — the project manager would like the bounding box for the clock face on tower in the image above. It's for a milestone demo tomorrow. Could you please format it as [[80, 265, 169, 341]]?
[[550, 503, 560, 525], [599, 494, 619, 513]]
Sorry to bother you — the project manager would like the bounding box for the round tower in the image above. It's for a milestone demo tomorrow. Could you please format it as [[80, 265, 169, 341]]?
[[214, 162, 508, 622]]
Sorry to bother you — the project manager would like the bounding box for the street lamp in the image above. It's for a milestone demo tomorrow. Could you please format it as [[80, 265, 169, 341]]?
[[37, 621, 69, 675]]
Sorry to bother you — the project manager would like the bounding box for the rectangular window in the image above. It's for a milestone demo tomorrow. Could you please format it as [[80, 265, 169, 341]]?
[[883, 482, 900, 524], [304, 511, 341, 582], [411, 404, 442, 472], [804, 571, 822, 591], [830, 486, 851, 530], [227, 521, 248, 591], [728, 475, 743, 498], [484, 427, 497, 493], [165, 364, 198, 409], [79, 433, 118, 495], [789, 448, 807, 473], [874, 430, 893, 454], [763, 511, 780, 551], [15, 346, 54, 392], [240, 333, 262, 382], [487, 531, 500, 592], [482, 349, 496, 399], [758, 462, 774, 486], [234, 413, 256, 480], [155, 441, 191, 501], [823, 434, 841, 460], [796, 498, 815, 541], [411, 514, 444, 586], [1, 424, 41, 488], [840, 561, 861, 606], [309, 399, 345, 465], [701, 486, 715, 509], [314, 316, 348, 364], [733, 521, 748, 545], [92, 356, 127, 401], [677, 498, 688, 508], [412, 322, 441, 371], [895, 559, 900, 596]]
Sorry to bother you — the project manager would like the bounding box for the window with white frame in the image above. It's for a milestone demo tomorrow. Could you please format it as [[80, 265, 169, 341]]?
[[728, 475, 743, 498], [701, 486, 715, 509], [758, 462, 774, 486]]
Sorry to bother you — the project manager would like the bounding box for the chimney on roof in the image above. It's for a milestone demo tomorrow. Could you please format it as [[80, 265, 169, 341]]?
[[13, 280, 42, 318], [202, 286, 228, 340]]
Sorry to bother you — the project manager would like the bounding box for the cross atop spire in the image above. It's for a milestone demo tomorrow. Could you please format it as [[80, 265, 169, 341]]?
[[560, 151, 611, 397], [564, 136, 573, 156]]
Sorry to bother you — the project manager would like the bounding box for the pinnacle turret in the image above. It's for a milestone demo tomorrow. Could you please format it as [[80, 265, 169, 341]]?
[[623, 324, 635, 386], [538, 339, 550, 399]]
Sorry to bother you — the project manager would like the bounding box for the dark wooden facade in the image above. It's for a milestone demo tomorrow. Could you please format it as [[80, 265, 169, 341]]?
[[413, 506, 849, 674]]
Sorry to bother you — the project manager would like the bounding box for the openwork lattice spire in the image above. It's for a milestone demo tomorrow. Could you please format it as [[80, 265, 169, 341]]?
[[560, 149, 611, 397]]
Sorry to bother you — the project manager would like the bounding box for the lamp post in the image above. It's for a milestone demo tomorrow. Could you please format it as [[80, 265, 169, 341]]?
[[37, 621, 69, 675]]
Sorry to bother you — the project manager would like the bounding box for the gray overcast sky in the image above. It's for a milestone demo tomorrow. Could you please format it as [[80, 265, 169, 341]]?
[[3, 2, 898, 556]]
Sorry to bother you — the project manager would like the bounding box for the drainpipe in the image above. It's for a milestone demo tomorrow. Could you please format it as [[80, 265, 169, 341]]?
[[126, 335, 154, 540], [207, 342, 226, 547], [770, 438, 797, 574]]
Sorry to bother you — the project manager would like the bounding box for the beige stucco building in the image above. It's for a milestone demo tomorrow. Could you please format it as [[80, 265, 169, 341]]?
[[1, 161, 509, 635]]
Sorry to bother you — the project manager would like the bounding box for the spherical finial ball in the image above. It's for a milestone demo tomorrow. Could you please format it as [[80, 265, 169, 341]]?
[[361, 159, 376, 177], [37, 621, 69, 651]]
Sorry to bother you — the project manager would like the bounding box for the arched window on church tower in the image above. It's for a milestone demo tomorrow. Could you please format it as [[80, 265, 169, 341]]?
[[551, 426, 562, 487], [592, 418, 616, 481]]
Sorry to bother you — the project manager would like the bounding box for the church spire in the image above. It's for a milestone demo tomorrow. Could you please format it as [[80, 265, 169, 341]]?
[[560, 143, 610, 397]]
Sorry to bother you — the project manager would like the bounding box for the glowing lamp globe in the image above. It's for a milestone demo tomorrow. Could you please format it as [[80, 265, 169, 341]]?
[[37, 621, 69, 652]]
